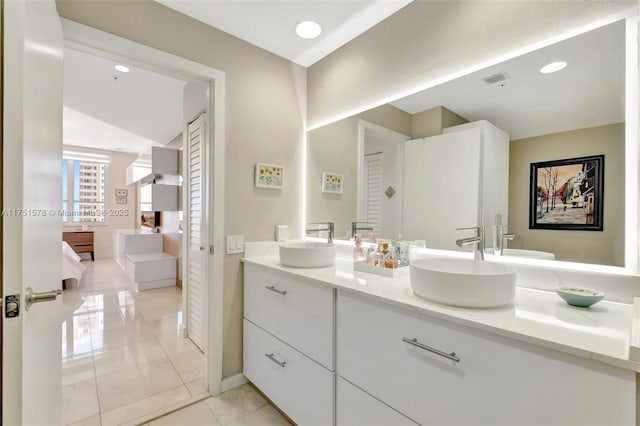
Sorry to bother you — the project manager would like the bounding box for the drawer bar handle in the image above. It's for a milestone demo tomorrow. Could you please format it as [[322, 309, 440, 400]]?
[[265, 285, 287, 296], [265, 353, 286, 367], [402, 337, 460, 363]]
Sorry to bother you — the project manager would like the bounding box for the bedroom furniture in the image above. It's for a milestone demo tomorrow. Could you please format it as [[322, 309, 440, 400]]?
[[115, 229, 177, 290], [114, 229, 163, 268], [126, 253, 177, 290], [62, 241, 86, 289], [62, 230, 94, 261]]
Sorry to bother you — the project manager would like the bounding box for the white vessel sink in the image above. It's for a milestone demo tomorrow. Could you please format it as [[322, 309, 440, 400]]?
[[501, 248, 555, 260], [410, 258, 516, 308], [279, 242, 336, 268]]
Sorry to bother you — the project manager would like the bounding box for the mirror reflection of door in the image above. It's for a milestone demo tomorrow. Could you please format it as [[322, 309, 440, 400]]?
[[360, 123, 408, 241], [364, 152, 382, 237]]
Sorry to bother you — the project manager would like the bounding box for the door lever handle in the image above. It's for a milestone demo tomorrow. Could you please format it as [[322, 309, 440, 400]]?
[[25, 287, 62, 311]]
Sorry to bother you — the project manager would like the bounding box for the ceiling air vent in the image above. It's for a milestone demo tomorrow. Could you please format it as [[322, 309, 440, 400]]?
[[482, 71, 510, 85]]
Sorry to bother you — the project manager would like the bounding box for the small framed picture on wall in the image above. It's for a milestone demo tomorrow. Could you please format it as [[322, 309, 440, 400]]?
[[255, 162, 284, 189], [321, 171, 344, 194]]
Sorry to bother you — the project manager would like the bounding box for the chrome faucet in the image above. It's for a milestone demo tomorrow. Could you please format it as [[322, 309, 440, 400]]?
[[493, 214, 515, 256], [456, 226, 485, 261], [306, 222, 334, 243], [494, 227, 515, 256], [351, 221, 374, 239]]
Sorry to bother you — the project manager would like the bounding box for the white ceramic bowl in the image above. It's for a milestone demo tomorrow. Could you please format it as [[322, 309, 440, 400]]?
[[556, 286, 605, 308]]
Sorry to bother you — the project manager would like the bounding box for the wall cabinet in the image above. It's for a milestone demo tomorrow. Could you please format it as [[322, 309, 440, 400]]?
[[402, 120, 509, 249], [126, 146, 180, 186], [243, 263, 334, 425], [337, 291, 635, 425]]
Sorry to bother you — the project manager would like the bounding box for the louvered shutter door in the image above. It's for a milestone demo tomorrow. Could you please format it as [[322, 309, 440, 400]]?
[[187, 114, 205, 351]]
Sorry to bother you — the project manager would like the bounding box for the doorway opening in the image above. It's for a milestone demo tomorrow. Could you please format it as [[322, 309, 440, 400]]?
[[357, 120, 409, 240], [59, 18, 225, 424]]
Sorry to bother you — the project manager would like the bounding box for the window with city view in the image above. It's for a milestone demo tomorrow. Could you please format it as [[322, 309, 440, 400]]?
[[62, 159, 106, 223]]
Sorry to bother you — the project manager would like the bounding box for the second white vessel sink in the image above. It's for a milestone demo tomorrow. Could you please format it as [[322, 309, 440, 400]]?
[[279, 242, 336, 268], [501, 248, 555, 260], [410, 258, 516, 308]]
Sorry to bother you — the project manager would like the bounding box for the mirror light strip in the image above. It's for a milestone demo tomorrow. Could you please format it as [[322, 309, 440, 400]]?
[[306, 8, 636, 132], [624, 14, 639, 274]]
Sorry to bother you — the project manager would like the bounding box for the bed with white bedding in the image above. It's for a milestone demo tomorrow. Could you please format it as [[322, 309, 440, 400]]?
[[62, 241, 85, 287]]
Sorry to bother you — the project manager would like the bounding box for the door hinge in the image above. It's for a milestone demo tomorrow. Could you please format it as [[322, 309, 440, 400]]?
[[209, 245, 214, 255]]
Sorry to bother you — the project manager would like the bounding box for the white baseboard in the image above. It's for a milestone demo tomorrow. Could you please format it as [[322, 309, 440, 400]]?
[[221, 373, 248, 392]]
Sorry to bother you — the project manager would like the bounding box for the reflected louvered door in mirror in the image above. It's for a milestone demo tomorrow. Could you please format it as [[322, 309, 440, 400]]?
[[365, 152, 383, 236]]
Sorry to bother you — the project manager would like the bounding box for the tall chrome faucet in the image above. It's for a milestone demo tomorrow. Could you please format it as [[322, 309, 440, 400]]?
[[306, 222, 334, 244], [493, 214, 515, 256], [351, 221, 374, 239], [456, 226, 485, 261]]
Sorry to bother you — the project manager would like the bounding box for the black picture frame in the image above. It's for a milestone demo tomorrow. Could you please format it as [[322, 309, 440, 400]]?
[[529, 155, 604, 231]]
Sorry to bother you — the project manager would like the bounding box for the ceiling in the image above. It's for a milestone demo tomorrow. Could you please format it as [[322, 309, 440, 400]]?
[[64, 0, 412, 154], [63, 107, 162, 153], [64, 7, 624, 154], [64, 47, 187, 154], [155, 0, 413, 67], [390, 19, 625, 140]]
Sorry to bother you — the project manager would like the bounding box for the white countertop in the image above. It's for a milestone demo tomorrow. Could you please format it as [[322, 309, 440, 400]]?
[[244, 255, 640, 372]]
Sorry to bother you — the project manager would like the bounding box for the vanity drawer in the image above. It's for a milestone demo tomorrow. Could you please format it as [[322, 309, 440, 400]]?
[[337, 291, 635, 426], [243, 319, 333, 426], [244, 263, 333, 369], [337, 376, 417, 426]]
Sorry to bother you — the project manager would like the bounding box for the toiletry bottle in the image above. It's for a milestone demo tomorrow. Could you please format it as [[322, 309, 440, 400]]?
[[493, 213, 502, 256], [377, 242, 386, 268], [354, 233, 362, 262], [381, 242, 390, 268], [366, 247, 374, 265]]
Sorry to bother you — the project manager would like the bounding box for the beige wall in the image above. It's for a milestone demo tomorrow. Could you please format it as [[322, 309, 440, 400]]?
[[56, 0, 306, 378], [441, 107, 469, 131], [307, 0, 634, 128], [412, 106, 468, 138], [307, 104, 411, 237], [508, 123, 625, 266]]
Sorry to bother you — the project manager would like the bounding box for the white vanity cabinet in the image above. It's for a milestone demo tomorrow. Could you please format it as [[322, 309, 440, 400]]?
[[337, 291, 636, 426], [337, 376, 418, 426], [243, 263, 334, 425]]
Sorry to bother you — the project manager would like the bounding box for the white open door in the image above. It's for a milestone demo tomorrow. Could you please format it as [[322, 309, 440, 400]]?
[[3, 1, 64, 425], [185, 113, 207, 351]]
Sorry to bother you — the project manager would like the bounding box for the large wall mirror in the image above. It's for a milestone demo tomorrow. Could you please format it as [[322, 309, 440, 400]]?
[[307, 17, 634, 268]]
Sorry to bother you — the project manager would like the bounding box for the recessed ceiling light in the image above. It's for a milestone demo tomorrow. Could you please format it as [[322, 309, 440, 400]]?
[[296, 21, 322, 39], [114, 64, 130, 73], [540, 61, 567, 74]]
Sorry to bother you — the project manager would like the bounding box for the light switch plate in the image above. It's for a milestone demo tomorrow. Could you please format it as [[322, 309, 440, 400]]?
[[226, 235, 244, 254]]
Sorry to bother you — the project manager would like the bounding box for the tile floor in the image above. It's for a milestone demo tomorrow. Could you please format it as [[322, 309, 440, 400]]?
[[61, 259, 290, 426], [145, 384, 292, 426], [61, 259, 203, 426]]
